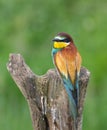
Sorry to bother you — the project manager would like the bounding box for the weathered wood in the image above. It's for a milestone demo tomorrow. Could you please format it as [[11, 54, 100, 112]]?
[[7, 53, 90, 130]]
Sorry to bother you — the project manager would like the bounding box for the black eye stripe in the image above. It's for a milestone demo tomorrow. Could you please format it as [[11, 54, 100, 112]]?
[[53, 38, 70, 43]]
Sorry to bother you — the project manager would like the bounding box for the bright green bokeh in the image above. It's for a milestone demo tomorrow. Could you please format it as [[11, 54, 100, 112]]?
[[0, 0, 107, 129]]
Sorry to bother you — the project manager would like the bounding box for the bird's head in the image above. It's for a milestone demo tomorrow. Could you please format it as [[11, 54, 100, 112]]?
[[52, 32, 73, 49]]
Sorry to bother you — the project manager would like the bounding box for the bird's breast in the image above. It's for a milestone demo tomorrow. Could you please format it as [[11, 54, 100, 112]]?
[[54, 51, 68, 78]]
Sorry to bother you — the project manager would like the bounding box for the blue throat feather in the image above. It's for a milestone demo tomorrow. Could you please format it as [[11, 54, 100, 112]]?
[[52, 48, 62, 55]]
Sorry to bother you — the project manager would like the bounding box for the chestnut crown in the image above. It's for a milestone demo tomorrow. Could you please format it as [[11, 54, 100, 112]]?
[[53, 32, 73, 43]]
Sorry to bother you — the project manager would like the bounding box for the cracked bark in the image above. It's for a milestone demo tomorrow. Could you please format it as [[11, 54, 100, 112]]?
[[7, 53, 90, 130]]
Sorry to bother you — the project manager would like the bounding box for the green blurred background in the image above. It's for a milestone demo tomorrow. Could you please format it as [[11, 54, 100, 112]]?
[[0, 0, 107, 129]]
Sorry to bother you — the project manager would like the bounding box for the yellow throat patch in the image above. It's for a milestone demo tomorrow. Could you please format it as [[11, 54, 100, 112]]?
[[53, 42, 69, 49]]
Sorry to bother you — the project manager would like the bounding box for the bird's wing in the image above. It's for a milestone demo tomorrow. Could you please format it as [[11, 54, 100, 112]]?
[[62, 48, 77, 86], [54, 50, 75, 91], [63, 49, 81, 106], [62, 47, 81, 89], [54, 48, 81, 89], [76, 52, 82, 74]]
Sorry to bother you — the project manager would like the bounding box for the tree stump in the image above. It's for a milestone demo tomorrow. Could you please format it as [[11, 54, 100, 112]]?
[[7, 53, 90, 130]]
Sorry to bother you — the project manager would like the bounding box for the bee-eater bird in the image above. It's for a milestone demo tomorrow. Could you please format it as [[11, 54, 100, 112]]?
[[52, 32, 82, 126]]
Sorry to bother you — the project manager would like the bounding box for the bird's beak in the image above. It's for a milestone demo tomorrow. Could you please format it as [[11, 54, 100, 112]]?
[[52, 39, 56, 41]]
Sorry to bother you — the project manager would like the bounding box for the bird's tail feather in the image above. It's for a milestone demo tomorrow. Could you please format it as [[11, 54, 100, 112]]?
[[63, 79, 77, 119], [75, 73, 79, 106]]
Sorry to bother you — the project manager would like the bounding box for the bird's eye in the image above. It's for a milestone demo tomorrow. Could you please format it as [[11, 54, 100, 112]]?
[[63, 38, 70, 43]]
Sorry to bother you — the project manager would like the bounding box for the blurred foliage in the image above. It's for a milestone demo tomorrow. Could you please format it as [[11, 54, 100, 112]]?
[[0, 0, 107, 129]]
